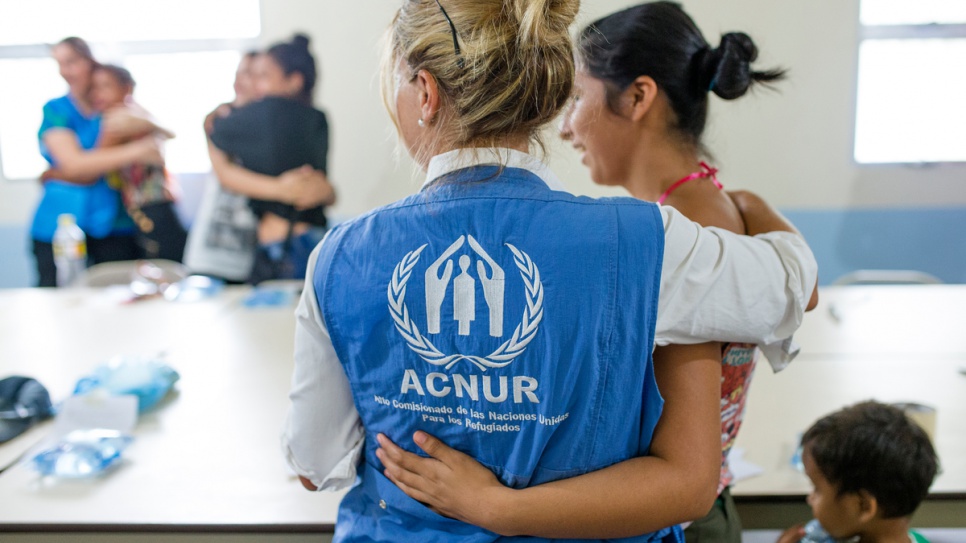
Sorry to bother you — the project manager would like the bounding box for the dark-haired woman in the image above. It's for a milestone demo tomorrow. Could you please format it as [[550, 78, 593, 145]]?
[[208, 34, 335, 283], [563, 5, 815, 540], [374, 3, 817, 541], [32, 37, 162, 286]]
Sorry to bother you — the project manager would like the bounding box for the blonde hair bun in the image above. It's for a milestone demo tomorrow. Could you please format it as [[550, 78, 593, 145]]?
[[509, 0, 580, 46]]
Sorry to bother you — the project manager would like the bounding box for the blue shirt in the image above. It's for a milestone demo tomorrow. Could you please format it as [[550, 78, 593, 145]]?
[[31, 94, 129, 241], [315, 165, 675, 542]]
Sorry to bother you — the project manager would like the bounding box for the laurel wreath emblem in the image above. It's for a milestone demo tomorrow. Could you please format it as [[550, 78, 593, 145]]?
[[387, 243, 544, 371]]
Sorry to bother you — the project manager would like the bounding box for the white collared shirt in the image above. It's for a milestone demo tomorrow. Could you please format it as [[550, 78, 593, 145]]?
[[282, 149, 817, 491], [422, 148, 568, 192]]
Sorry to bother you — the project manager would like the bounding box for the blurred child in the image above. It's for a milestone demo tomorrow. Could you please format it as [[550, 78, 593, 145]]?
[[91, 64, 186, 261], [778, 401, 939, 543]]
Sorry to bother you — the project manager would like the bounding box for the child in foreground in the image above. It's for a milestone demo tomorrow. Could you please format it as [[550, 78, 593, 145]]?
[[779, 401, 939, 543]]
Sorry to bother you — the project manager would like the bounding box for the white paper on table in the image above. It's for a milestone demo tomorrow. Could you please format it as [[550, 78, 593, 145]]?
[[51, 392, 139, 437], [727, 447, 765, 482]]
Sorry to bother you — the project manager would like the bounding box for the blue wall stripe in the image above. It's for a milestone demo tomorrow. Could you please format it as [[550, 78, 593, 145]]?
[[0, 225, 35, 288], [2, 206, 965, 289], [783, 207, 966, 286]]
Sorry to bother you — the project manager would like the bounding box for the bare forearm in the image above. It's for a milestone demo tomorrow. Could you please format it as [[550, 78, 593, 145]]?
[[104, 107, 174, 140], [491, 455, 711, 538], [208, 142, 284, 201], [212, 160, 283, 201], [48, 143, 143, 183]]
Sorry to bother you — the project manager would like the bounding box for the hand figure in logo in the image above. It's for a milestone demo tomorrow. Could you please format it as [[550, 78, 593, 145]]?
[[425, 236, 465, 334], [467, 235, 504, 337], [453, 255, 476, 335]]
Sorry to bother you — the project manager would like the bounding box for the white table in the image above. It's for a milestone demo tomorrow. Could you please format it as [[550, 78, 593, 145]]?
[[0, 287, 345, 539], [732, 285, 966, 528], [789, 285, 966, 360], [3, 285, 965, 536]]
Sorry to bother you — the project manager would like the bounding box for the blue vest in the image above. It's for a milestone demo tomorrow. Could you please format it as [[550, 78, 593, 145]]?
[[315, 166, 679, 542], [32, 95, 128, 241]]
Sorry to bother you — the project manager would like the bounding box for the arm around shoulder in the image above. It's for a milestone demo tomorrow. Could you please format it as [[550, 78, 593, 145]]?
[[43, 129, 161, 184], [729, 190, 819, 310], [657, 205, 818, 346]]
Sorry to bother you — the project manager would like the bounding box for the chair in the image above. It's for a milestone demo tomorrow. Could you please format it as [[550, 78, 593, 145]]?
[[831, 269, 943, 286], [827, 270, 943, 322], [71, 259, 189, 291]]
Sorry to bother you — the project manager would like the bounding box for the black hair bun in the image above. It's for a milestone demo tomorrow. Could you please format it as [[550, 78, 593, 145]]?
[[291, 33, 311, 51], [707, 32, 757, 100]]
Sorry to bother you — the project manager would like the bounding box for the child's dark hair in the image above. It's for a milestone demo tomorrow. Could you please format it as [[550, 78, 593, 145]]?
[[576, 1, 785, 151], [265, 33, 317, 106], [802, 401, 939, 518], [95, 64, 136, 90]]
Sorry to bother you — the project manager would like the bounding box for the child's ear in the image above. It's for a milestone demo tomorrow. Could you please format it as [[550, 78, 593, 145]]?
[[856, 490, 879, 524]]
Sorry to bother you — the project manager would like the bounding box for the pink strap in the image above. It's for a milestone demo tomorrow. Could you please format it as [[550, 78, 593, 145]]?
[[657, 162, 722, 204]]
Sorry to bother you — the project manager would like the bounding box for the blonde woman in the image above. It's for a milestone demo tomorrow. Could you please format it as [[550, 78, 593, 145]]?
[[283, 1, 817, 541]]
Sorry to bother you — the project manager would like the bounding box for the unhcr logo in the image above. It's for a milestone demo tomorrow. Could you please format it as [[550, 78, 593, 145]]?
[[387, 235, 544, 372]]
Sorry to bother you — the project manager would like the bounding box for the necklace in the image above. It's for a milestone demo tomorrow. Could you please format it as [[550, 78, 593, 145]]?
[[657, 162, 722, 204]]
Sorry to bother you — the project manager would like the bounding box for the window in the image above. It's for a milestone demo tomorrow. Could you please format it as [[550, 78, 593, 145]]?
[[0, 0, 259, 180], [855, 1, 966, 164]]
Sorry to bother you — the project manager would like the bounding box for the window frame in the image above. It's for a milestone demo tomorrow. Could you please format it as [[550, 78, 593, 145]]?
[[0, 37, 258, 182], [854, 10, 966, 166]]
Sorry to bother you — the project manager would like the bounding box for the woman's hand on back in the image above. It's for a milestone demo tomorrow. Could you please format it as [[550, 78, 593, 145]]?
[[203, 103, 233, 136], [376, 431, 508, 528], [103, 107, 172, 141], [277, 165, 336, 209], [130, 136, 164, 166]]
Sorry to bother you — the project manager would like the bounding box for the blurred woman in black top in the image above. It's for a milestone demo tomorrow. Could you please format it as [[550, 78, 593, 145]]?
[[207, 34, 335, 283]]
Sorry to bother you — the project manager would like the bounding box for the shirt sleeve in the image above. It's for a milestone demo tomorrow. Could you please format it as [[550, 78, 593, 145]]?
[[39, 100, 72, 136], [654, 205, 817, 370], [281, 241, 365, 491], [38, 99, 73, 163]]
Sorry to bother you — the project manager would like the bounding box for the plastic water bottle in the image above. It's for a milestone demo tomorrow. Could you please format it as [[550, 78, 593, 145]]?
[[52, 213, 87, 287], [799, 519, 837, 543]]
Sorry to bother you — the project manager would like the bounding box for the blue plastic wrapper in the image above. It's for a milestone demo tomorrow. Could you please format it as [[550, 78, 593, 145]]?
[[163, 275, 225, 303], [32, 429, 133, 478], [73, 357, 179, 413], [242, 286, 296, 308]]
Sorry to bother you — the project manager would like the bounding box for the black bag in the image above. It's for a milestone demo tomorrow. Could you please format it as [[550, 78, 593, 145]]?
[[0, 376, 53, 443]]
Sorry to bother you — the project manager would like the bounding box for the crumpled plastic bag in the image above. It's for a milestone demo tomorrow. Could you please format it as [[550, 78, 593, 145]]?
[[73, 357, 179, 413], [31, 428, 133, 478]]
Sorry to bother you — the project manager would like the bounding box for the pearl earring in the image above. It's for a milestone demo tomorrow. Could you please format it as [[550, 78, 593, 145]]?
[[418, 118, 425, 127]]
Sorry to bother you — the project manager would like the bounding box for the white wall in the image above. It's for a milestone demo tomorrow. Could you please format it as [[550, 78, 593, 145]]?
[[2, 0, 964, 228], [258, 0, 966, 220]]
